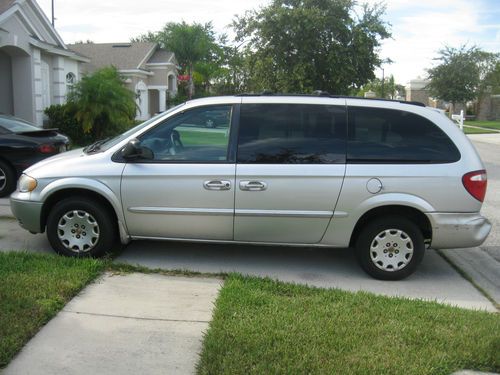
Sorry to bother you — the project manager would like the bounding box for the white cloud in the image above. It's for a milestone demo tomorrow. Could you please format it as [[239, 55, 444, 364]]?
[[37, 0, 498, 85], [374, 0, 499, 83]]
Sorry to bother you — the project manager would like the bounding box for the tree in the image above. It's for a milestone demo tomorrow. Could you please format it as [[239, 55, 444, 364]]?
[[355, 75, 404, 99], [66, 67, 136, 140], [133, 22, 219, 99], [232, 0, 390, 94], [481, 61, 500, 95], [427, 45, 499, 113]]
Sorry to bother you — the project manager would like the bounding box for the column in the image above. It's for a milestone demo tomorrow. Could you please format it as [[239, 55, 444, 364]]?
[[52, 56, 66, 105], [32, 48, 44, 126], [159, 88, 167, 112]]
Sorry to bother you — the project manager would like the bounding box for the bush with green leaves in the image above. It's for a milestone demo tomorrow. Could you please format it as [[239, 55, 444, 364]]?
[[44, 103, 92, 146], [65, 66, 136, 142]]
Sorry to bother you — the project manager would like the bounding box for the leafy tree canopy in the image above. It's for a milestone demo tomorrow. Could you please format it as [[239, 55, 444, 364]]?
[[232, 0, 390, 94], [427, 45, 499, 103]]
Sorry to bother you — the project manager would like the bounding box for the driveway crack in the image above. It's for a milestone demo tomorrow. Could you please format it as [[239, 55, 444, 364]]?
[[62, 310, 211, 323]]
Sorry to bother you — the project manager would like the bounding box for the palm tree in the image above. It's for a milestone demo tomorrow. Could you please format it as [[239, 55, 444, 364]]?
[[67, 67, 136, 139]]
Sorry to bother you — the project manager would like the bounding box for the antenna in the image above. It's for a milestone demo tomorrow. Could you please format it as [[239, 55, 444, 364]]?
[[51, 0, 55, 26]]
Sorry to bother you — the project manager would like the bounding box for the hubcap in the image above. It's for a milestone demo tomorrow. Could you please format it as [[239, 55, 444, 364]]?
[[57, 210, 100, 253], [0, 167, 6, 191], [370, 229, 414, 272]]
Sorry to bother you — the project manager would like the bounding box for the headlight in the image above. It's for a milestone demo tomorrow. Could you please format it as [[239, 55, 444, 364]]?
[[18, 174, 38, 193]]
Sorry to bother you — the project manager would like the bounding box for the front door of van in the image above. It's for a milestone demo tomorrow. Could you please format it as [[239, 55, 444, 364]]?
[[234, 101, 347, 244], [120, 104, 236, 240]]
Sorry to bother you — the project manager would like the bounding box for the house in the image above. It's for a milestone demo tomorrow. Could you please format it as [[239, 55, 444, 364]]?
[[69, 42, 178, 120], [0, 0, 88, 126]]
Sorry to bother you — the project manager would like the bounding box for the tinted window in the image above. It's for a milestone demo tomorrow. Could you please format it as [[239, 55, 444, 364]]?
[[347, 107, 460, 163], [138, 105, 232, 162], [237, 104, 346, 164]]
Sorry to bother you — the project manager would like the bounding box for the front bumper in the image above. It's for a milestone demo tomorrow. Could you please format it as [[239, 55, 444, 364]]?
[[10, 193, 43, 233], [426, 212, 491, 249]]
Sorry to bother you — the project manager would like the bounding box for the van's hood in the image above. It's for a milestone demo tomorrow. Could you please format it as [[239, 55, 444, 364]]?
[[24, 148, 85, 175]]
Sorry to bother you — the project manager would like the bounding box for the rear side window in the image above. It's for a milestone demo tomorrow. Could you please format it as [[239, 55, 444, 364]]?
[[347, 107, 460, 163], [237, 104, 346, 164]]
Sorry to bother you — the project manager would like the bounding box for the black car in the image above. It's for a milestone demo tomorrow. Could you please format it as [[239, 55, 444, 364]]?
[[0, 115, 69, 197]]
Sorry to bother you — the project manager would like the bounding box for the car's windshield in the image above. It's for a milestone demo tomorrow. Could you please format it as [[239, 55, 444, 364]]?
[[95, 103, 186, 152], [0, 115, 40, 133]]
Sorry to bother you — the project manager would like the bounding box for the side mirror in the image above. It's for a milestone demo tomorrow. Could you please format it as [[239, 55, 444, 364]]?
[[121, 139, 153, 160]]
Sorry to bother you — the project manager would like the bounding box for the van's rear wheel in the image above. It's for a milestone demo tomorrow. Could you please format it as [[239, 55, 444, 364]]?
[[47, 198, 116, 257], [355, 216, 425, 280]]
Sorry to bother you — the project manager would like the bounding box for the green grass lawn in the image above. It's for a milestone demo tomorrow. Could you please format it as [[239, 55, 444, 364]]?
[[2, 253, 499, 374], [464, 120, 500, 130], [178, 127, 229, 146], [0, 252, 105, 368], [463, 126, 498, 134], [198, 275, 500, 375], [463, 120, 500, 134]]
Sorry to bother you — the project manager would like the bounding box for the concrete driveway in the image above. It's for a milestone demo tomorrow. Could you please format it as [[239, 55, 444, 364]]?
[[0, 137, 498, 312]]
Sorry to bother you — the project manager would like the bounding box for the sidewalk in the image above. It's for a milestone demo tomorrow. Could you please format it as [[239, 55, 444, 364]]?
[[467, 133, 500, 145], [3, 273, 222, 375]]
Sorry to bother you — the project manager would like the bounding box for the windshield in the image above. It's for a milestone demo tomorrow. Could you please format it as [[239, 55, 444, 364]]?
[[0, 115, 40, 133], [96, 103, 186, 152]]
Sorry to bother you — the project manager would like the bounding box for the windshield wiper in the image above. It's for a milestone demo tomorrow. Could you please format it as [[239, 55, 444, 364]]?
[[84, 138, 111, 153]]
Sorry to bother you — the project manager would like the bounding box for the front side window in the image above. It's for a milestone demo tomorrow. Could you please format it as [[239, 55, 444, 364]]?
[[138, 105, 232, 162], [347, 107, 460, 163], [237, 104, 347, 164]]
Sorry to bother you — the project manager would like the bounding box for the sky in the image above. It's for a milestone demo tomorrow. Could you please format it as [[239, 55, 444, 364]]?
[[37, 0, 500, 85]]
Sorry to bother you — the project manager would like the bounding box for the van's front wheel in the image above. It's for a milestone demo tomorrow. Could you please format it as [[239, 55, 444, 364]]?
[[355, 216, 425, 280], [47, 198, 116, 257]]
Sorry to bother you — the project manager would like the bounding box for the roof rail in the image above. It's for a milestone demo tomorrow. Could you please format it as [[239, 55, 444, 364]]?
[[235, 92, 426, 107]]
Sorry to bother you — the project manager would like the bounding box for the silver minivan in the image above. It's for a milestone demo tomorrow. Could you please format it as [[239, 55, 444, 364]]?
[[10, 95, 491, 279]]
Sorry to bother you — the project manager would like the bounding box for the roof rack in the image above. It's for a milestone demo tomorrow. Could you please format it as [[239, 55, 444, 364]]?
[[236, 91, 426, 107]]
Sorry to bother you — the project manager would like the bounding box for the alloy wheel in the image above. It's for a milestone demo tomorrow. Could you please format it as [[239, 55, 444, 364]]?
[[57, 210, 100, 253], [369, 229, 414, 272]]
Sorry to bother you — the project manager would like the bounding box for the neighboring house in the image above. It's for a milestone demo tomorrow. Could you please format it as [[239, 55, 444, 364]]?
[[69, 42, 178, 120], [0, 0, 88, 126]]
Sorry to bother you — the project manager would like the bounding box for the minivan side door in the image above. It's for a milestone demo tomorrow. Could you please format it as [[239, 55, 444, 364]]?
[[234, 99, 347, 244], [120, 104, 237, 240]]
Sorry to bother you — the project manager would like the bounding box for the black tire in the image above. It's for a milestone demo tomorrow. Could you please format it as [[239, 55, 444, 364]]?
[[0, 160, 16, 197], [46, 197, 116, 257], [355, 216, 425, 280]]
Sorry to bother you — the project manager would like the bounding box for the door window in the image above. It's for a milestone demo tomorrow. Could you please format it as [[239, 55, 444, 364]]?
[[237, 104, 346, 164], [138, 105, 233, 162]]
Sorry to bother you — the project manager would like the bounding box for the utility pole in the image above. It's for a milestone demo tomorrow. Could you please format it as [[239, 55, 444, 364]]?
[[51, 0, 55, 26]]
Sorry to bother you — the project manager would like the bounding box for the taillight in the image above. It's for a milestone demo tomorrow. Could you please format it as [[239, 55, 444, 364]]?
[[462, 170, 487, 202], [38, 144, 57, 154]]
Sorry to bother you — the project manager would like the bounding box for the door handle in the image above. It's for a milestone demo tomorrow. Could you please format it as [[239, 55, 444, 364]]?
[[203, 180, 231, 190], [239, 180, 267, 191]]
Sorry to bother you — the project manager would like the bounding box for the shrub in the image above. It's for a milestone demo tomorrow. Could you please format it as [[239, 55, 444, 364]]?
[[44, 103, 92, 146]]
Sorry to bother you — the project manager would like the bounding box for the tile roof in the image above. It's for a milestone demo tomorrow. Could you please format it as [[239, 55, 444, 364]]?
[[147, 49, 175, 64], [68, 42, 157, 71]]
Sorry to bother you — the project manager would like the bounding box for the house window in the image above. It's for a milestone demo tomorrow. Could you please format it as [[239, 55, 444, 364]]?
[[66, 72, 76, 85]]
